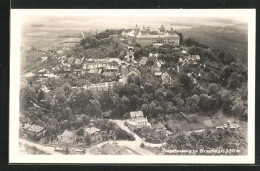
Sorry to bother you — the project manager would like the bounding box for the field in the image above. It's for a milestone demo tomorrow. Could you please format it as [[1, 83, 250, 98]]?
[[178, 24, 248, 64], [167, 111, 247, 137], [21, 37, 67, 48]]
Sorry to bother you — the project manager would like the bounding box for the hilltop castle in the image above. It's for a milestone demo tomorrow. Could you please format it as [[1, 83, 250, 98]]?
[[121, 25, 180, 46]]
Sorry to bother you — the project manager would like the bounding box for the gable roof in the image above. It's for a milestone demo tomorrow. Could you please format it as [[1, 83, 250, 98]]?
[[188, 55, 200, 61], [161, 72, 171, 79], [27, 124, 44, 133], [130, 111, 144, 118], [123, 65, 140, 76], [84, 127, 101, 134], [61, 130, 75, 138]]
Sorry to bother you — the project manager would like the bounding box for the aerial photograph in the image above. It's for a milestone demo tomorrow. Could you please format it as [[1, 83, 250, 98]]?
[[18, 15, 249, 156]]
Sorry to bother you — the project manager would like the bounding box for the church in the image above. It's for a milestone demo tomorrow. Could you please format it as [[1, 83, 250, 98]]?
[[121, 25, 180, 46]]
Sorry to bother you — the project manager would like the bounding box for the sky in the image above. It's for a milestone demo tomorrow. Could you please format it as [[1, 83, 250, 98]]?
[[22, 16, 248, 32]]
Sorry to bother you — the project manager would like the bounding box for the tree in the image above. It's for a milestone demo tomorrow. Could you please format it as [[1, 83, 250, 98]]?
[[179, 73, 193, 89], [154, 106, 163, 115], [154, 88, 165, 101], [207, 83, 220, 96], [129, 95, 139, 111], [221, 90, 234, 115], [206, 71, 219, 82], [120, 96, 130, 109], [223, 54, 235, 65], [140, 103, 149, 117], [20, 85, 36, 109], [76, 127, 85, 136], [84, 133, 92, 146], [231, 99, 245, 117], [111, 103, 127, 119], [187, 95, 199, 113], [198, 94, 213, 115], [37, 89, 45, 102], [227, 73, 241, 90], [144, 83, 155, 94], [90, 100, 102, 118]]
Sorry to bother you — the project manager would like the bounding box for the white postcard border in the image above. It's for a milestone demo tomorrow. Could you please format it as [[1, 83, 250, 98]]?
[[9, 9, 255, 164]]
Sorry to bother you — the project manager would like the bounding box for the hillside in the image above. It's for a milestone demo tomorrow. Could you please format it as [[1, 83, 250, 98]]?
[[178, 24, 248, 64]]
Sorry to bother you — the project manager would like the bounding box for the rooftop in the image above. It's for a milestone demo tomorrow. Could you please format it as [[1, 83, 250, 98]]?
[[27, 124, 44, 133], [130, 111, 144, 118], [85, 127, 101, 135]]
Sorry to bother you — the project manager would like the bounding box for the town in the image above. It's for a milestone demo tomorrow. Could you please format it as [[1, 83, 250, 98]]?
[[19, 24, 248, 155]]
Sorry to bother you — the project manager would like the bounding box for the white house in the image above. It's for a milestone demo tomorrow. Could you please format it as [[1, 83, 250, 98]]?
[[126, 111, 151, 129]]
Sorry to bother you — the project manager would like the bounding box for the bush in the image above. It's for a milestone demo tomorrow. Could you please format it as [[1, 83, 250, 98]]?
[[140, 143, 145, 148]]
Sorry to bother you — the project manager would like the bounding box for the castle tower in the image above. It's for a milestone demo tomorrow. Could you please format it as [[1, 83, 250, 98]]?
[[158, 24, 166, 34]]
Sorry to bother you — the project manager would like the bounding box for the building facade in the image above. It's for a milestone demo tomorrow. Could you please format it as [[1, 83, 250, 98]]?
[[122, 25, 180, 46]]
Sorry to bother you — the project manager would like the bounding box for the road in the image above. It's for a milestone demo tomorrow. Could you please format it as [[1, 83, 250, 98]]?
[[95, 120, 166, 155], [19, 139, 63, 155], [112, 120, 166, 147], [19, 120, 166, 156]]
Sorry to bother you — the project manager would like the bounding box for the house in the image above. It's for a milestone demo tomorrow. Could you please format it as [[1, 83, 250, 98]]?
[[41, 56, 48, 62], [149, 53, 159, 62], [56, 50, 63, 54], [153, 43, 163, 48], [123, 25, 180, 46], [203, 119, 214, 127], [153, 122, 167, 133], [154, 72, 163, 76], [74, 69, 82, 75], [102, 111, 111, 119], [23, 124, 45, 136], [58, 130, 76, 143], [102, 71, 116, 77], [38, 68, 49, 77], [85, 82, 115, 91], [158, 59, 165, 65], [23, 72, 35, 78], [139, 57, 148, 66], [27, 124, 44, 133], [75, 58, 83, 65], [125, 51, 136, 64], [151, 62, 162, 73], [89, 146, 103, 155], [130, 111, 144, 119], [84, 127, 101, 136], [63, 65, 72, 73], [161, 72, 172, 84], [126, 111, 151, 129], [227, 120, 240, 130], [101, 143, 134, 155], [122, 65, 141, 85], [187, 55, 200, 65], [88, 68, 99, 74], [67, 57, 75, 64], [44, 73, 58, 78]]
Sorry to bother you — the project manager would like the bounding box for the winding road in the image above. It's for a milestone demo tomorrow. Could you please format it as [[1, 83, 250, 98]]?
[[95, 120, 166, 155], [19, 120, 166, 155]]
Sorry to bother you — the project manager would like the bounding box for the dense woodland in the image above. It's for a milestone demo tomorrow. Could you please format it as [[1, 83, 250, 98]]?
[[20, 28, 248, 151]]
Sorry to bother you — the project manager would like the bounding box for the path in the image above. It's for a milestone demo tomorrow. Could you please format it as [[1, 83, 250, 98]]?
[[19, 139, 63, 155], [30, 101, 52, 112]]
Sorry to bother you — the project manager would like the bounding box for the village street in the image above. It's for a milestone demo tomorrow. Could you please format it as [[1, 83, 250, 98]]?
[[19, 139, 63, 155], [19, 120, 167, 156]]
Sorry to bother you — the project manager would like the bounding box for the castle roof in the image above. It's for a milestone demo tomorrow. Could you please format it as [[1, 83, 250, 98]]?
[[159, 25, 165, 30], [136, 32, 179, 38], [130, 111, 144, 118]]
